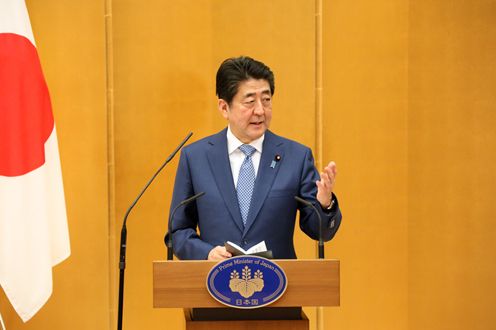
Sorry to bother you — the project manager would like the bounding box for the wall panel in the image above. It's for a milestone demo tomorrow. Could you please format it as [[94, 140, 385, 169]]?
[[112, 2, 215, 328], [408, 1, 496, 329], [0, 0, 109, 329], [112, 1, 318, 329], [322, 1, 409, 329]]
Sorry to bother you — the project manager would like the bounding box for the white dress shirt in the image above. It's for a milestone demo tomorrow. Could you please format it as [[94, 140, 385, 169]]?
[[227, 126, 264, 188]]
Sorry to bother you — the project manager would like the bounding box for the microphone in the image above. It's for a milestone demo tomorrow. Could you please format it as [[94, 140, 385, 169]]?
[[294, 196, 324, 259], [166, 191, 206, 260], [117, 131, 193, 330]]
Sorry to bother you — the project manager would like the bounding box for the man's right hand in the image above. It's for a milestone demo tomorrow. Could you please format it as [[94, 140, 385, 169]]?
[[208, 246, 232, 260]]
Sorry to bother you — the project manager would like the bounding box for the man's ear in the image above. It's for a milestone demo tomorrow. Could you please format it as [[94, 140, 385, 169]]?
[[218, 99, 229, 120]]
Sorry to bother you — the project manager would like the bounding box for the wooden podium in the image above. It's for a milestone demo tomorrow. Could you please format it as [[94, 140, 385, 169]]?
[[153, 259, 339, 330]]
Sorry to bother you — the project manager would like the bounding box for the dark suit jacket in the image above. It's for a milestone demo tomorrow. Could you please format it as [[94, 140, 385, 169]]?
[[169, 128, 342, 260]]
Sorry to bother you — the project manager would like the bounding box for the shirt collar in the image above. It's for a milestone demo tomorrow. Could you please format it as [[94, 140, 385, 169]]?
[[227, 126, 264, 155]]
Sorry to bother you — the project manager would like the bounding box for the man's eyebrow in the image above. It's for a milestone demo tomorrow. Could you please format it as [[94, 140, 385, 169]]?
[[243, 89, 272, 98]]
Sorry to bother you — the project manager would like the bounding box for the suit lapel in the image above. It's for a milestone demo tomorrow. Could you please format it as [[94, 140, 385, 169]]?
[[243, 131, 284, 237], [206, 129, 244, 232]]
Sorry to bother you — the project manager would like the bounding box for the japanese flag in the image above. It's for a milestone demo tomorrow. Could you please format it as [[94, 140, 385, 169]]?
[[0, 0, 70, 322]]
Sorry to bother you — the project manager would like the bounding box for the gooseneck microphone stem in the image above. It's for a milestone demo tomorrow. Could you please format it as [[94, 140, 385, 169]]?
[[295, 196, 324, 259], [166, 229, 173, 261], [117, 132, 193, 330], [166, 192, 205, 260]]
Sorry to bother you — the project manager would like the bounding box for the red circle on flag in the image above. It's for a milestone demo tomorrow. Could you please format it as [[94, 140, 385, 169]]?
[[0, 33, 54, 177]]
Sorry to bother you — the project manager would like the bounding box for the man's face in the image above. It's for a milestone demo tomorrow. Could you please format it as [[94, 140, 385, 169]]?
[[218, 78, 272, 144]]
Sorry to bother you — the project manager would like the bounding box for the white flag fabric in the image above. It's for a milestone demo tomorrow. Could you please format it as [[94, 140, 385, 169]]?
[[0, 0, 70, 322]]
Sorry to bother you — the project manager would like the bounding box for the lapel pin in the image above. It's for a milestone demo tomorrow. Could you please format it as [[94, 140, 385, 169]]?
[[270, 155, 281, 168]]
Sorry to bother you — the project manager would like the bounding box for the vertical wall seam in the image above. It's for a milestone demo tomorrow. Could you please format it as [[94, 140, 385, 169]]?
[[315, 0, 323, 170], [315, 1, 324, 330], [406, 0, 410, 328], [104, 0, 116, 329]]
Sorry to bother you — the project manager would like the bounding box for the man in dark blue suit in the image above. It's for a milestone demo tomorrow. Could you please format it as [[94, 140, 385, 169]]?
[[169, 56, 342, 260]]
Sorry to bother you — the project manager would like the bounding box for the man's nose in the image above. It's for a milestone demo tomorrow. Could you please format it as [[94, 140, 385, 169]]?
[[253, 99, 264, 115]]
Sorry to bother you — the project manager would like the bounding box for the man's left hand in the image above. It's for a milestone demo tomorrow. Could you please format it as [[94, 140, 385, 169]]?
[[316, 161, 337, 208]]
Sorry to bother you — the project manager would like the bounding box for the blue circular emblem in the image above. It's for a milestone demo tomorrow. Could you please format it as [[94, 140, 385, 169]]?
[[206, 255, 288, 309]]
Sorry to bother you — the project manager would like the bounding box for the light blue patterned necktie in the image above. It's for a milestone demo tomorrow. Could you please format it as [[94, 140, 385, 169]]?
[[237, 144, 256, 226]]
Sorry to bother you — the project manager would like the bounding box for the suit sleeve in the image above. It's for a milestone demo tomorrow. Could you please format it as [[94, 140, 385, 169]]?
[[168, 148, 214, 260], [297, 148, 342, 242]]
